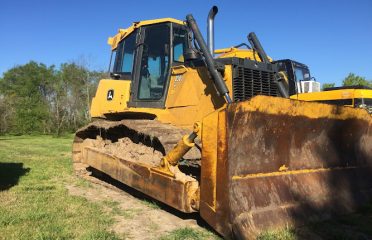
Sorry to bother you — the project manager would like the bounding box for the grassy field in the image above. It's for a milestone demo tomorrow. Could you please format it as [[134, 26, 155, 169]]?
[[0, 135, 372, 240], [0, 135, 121, 240], [0, 135, 218, 240]]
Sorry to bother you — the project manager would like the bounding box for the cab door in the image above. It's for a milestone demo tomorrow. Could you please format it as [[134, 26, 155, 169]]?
[[128, 23, 171, 108]]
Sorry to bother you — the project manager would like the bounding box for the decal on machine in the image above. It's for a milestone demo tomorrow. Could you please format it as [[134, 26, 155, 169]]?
[[107, 89, 114, 101], [173, 75, 184, 90], [175, 75, 183, 82]]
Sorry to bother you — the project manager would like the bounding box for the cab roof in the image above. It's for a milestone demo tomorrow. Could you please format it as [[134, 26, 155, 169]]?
[[107, 18, 185, 50]]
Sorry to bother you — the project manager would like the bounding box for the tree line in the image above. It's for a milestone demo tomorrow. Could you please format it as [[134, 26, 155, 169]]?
[[0, 61, 371, 136], [322, 73, 372, 90], [0, 61, 106, 135]]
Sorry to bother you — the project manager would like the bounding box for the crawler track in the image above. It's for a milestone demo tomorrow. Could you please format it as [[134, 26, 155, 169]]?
[[72, 119, 201, 213], [73, 119, 201, 165]]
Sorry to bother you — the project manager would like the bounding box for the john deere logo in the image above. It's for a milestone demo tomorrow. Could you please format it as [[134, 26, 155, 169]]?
[[107, 90, 114, 101]]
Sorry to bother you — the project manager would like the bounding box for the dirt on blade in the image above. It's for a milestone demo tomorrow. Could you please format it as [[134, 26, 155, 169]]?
[[81, 136, 163, 167]]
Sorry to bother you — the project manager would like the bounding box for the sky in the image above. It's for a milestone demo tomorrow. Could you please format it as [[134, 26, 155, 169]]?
[[0, 0, 371, 85]]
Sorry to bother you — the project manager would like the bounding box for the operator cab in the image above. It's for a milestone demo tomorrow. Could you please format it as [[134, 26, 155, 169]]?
[[274, 59, 320, 95], [108, 20, 188, 108]]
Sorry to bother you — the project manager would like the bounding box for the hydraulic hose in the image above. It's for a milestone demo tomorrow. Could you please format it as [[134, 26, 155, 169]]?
[[248, 32, 289, 98]]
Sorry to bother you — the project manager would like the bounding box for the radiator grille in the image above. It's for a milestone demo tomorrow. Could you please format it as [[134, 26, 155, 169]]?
[[232, 66, 278, 101]]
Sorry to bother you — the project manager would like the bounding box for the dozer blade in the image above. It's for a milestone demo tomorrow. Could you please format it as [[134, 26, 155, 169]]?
[[200, 96, 372, 239]]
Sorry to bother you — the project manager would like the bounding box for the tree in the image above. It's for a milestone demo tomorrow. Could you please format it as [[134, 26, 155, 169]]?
[[47, 71, 69, 136], [342, 73, 372, 87], [59, 62, 104, 131], [0, 60, 104, 135], [47, 62, 104, 135], [0, 61, 55, 134], [322, 83, 335, 90], [0, 95, 15, 134]]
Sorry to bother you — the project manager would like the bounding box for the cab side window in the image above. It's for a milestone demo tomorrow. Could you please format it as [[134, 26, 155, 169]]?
[[173, 28, 186, 63], [113, 31, 137, 79]]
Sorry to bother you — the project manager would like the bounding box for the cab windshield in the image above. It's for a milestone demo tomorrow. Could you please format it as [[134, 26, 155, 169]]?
[[355, 98, 372, 113], [294, 66, 311, 82]]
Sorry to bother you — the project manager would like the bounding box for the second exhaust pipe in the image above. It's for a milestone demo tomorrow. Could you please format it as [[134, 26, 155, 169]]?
[[207, 6, 218, 56]]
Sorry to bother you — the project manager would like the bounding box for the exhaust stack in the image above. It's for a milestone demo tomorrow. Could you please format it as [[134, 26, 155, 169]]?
[[207, 6, 218, 56]]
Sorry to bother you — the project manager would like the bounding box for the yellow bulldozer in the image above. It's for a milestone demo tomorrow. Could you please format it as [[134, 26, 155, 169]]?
[[272, 59, 372, 113], [292, 84, 372, 113], [72, 6, 372, 239]]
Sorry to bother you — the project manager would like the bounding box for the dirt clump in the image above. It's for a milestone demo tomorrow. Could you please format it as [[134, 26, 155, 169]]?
[[80, 135, 197, 183], [83, 136, 163, 167], [169, 165, 196, 183]]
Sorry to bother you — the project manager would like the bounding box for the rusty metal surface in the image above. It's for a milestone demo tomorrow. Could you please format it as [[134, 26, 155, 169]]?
[[199, 96, 372, 239], [223, 97, 372, 239], [230, 168, 372, 239], [227, 111, 371, 175]]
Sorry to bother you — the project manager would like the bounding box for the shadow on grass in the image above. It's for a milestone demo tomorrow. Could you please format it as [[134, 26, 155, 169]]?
[[0, 162, 30, 191]]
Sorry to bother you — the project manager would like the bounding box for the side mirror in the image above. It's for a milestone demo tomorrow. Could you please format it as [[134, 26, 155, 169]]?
[[184, 30, 201, 62], [110, 73, 121, 80], [184, 47, 201, 61]]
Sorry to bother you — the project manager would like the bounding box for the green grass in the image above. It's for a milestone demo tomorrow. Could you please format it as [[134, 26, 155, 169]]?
[[160, 227, 220, 240], [0, 135, 120, 240], [102, 200, 142, 219], [141, 199, 161, 209], [257, 228, 296, 240]]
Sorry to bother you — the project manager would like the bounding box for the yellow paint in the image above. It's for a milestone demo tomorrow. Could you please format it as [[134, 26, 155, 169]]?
[[240, 95, 371, 121], [91, 64, 233, 129], [278, 165, 288, 172], [162, 122, 201, 167], [354, 89, 372, 98], [215, 47, 273, 62], [200, 110, 220, 210], [232, 166, 359, 180], [90, 79, 131, 116], [278, 71, 289, 85], [108, 18, 185, 50], [162, 135, 195, 165], [290, 88, 372, 107]]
